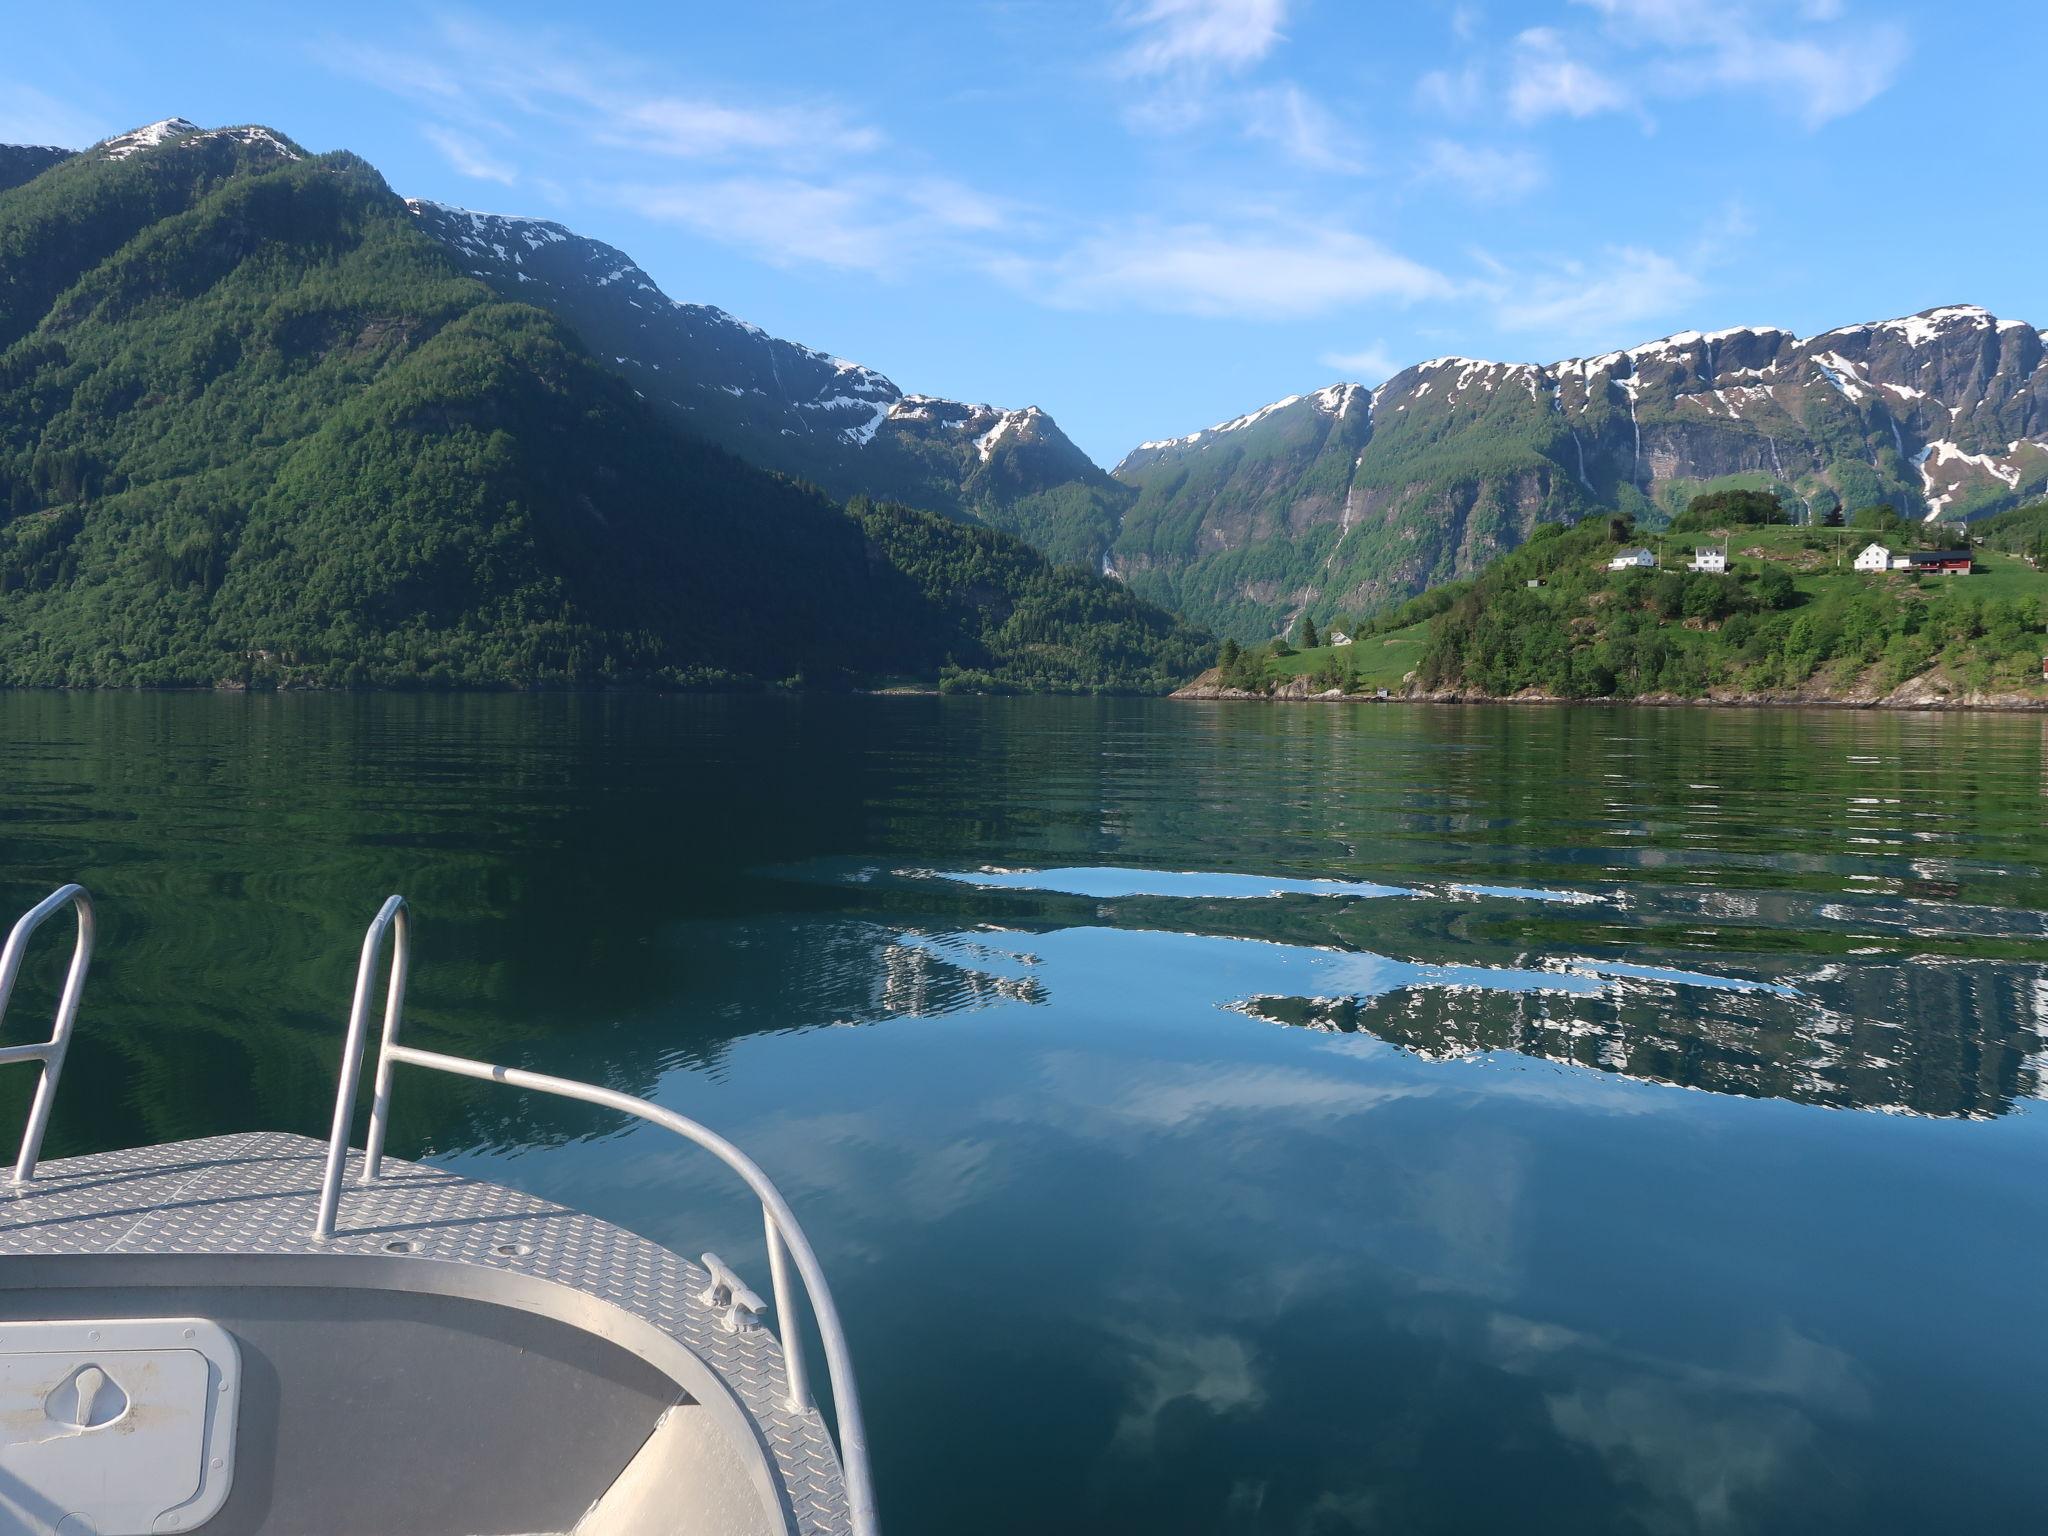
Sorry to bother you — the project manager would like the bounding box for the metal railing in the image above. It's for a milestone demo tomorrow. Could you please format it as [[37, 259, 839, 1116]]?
[[0, 885, 96, 1184], [315, 895, 878, 1536]]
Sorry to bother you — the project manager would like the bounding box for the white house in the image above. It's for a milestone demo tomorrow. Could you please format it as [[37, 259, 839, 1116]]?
[[1854, 542, 1893, 572], [1689, 546, 1727, 573], [1608, 548, 1657, 571], [1329, 631, 1353, 647]]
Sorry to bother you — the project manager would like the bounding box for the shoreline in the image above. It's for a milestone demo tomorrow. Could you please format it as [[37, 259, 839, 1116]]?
[[1170, 679, 2048, 713]]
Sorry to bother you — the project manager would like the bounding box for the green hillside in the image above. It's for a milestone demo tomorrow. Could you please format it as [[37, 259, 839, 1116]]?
[[0, 127, 1207, 691], [1414, 508, 2047, 702], [1201, 494, 2048, 704]]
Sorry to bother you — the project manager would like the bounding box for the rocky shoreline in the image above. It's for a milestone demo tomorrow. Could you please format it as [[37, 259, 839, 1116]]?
[[1170, 669, 2048, 711]]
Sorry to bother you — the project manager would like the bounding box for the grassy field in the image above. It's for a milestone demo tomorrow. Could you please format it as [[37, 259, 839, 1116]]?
[[1636, 525, 2045, 603], [1268, 626, 1431, 689]]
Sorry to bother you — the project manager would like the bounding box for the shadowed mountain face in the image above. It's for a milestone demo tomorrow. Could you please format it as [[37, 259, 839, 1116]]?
[[403, 200, 1130, 569], [0, 122, 1205, 692], [1110, 311, 2048, 639], [0, 144, 69, 194]]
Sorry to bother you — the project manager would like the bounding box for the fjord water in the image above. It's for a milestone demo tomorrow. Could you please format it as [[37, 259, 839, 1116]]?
[[2, 695, 2045, 1533]]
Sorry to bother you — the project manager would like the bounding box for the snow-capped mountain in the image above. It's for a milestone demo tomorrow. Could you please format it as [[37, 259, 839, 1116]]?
[[1110, 307, 2048, 637], [404, 201, 1125, 567], [94, 118, 301, 163]]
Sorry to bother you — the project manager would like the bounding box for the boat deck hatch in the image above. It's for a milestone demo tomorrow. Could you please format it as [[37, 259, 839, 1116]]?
[[0, 1316, 240, 1534]]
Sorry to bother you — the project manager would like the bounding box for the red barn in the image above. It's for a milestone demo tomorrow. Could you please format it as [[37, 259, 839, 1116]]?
[[1901, 550, 1973, 575]]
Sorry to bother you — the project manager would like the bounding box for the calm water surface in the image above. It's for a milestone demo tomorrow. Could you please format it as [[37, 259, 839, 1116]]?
[[2, 694, 2045, 1533]]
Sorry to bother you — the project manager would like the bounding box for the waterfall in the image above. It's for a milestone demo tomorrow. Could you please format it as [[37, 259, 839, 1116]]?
[[1625, 380, 1641, 484]]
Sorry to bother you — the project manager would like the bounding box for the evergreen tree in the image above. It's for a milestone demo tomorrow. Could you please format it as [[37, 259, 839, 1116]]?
[[1301, 615, 1319, 648]]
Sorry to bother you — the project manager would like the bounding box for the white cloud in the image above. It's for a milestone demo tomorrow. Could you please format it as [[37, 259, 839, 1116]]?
[[1507, 27, 1632, 122], [1417, 140, 1548, 202], [1430, 2, 1907, 133], [1241, 83, 1363, 174], [1570, 0, 1909, 127], [1489, 244, 1705, 338], [1414, 63, 1485, 115], [624, 173, 1013, 276], [331, 14, 996, 280], [1116, 0, 1291, 77], [1013, 217, 1454, 320], [330, 15, 887, 176], [422, 124, 517, 185], [602, 97, 885, 161], [1320, 342, 1403, 385], [0, 84, 108, 150], [1683, 25, 1909, 128]]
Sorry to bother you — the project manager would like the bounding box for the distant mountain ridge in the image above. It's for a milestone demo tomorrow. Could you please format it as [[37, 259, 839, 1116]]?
[[403, 199, 1127, 567], [10, 121, 2041, 649], [1109, 307, 2048, 637]]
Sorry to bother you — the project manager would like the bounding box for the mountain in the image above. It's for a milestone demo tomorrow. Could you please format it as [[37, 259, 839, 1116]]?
[[0, 145, 69, 195], [402, 200, 1127, 568], [0, 121, 1206, 691], [1112, 309, 2048, 639]]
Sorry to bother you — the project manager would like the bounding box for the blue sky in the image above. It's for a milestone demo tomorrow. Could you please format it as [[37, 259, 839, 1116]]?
[[5, 1, 2041, 465]]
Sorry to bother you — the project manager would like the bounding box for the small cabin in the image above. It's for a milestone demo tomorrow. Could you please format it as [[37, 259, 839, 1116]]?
[[1608, 548, 1656, 571], [1689, 547, 1727, 574], [1853, 542, 1893, 573], [1328, 630, 1352, 646]]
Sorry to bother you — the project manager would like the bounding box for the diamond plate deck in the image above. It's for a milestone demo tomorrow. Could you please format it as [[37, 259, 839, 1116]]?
[[0, 1131, 850, 1536]]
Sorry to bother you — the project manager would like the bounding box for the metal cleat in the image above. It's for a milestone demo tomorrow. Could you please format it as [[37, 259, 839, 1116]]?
[[700, 1251, 767, 1332]]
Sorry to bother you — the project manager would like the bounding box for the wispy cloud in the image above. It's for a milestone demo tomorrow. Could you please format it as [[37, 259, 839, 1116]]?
[[1489, 244, 1705, 337], [1320, 341, 1403, 385], [597, 97, 884, 161], [329, 14, 886, 173], [0, 83, 109, 150], [1241, 83, 1363, 175], [1008, 215, 1453, 320], [1507, 27, 1631, 122], [1425, 0, 1908, 131], [624, 173, 1014, 276], [422, 124, 517, 185], [1416, 139, 1548, 202], [1110, 0, 1360, 174], [1115, 0, 1290, 77], [1479, 206, 1752, 348], [1577, 0, 1911, 128], [327, 12, 978, 274]]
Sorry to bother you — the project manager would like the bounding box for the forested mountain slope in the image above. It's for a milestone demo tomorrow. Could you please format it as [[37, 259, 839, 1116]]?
[[0, 120, 1205, 691], [405, 200, 1128, 568]]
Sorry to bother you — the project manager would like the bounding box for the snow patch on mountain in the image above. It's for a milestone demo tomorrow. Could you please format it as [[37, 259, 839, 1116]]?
[[1877, 306, 1995, 348], [97, 119, 300, 163], [98, 119, 200, 159]]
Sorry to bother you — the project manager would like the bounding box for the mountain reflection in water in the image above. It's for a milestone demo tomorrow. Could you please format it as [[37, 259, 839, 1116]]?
[[886, 867, 2045, 1120]]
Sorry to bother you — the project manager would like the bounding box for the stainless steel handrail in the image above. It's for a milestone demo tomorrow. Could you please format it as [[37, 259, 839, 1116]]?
[[315, 896, 878, 1536], [0, 885, 96, 1183]]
